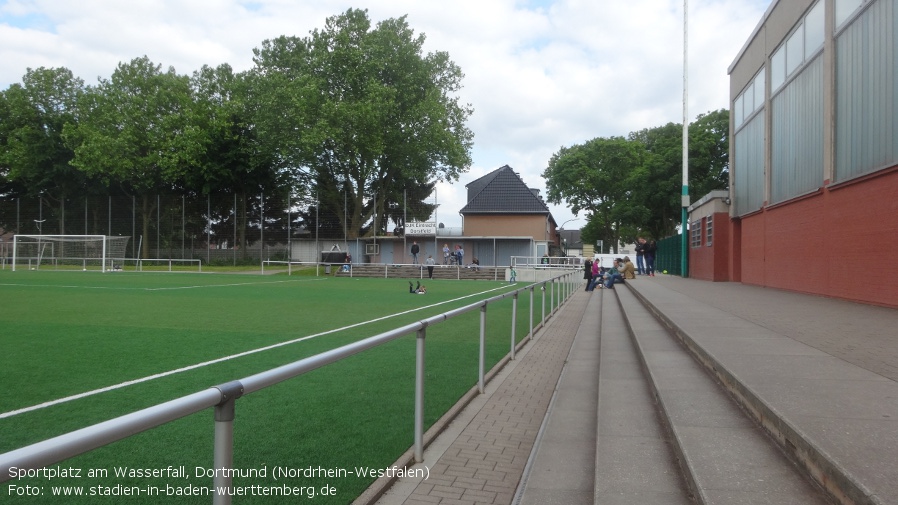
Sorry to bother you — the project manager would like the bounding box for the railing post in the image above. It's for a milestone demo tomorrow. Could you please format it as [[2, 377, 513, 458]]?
[[212, 381, 244, 505], [529, 286, 534, 341], [414, 327, 426, 463], [549, 279, 558, 314], [478, 304, 487, 394], [541, 283, 546, 324], [510, 293, 518, 360]]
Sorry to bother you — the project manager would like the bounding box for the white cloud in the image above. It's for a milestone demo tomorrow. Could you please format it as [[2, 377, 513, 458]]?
[[0, 0, 771, 228]]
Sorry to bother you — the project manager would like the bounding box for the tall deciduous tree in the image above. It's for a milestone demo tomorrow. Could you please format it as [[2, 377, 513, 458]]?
[[544, 110, 730, 248], [543, 137, 645, 253], [190, 64, 281, 255], [0, 67, 86, 232], [251, 8, 473, 238], [64, 56, 203, 257]]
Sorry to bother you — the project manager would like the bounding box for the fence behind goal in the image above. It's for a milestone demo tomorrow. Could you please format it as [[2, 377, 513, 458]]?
[[10, 235, 130, 272]]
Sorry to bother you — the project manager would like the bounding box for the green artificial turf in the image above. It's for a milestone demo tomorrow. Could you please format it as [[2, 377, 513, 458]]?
[[0, 270, 562, 504]]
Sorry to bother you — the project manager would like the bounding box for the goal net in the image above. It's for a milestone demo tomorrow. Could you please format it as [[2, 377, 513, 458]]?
[[11, 235, 130, 272]]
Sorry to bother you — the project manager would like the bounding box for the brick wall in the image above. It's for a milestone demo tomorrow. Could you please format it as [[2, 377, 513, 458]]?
[[735, 168, 898, 308], [688, 213, 732, 282]]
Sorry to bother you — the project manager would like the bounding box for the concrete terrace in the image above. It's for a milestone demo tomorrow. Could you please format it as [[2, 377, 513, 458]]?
[[355, 274, 898, 505]]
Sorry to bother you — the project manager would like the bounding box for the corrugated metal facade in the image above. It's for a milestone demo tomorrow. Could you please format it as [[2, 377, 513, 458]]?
[[835, 0, 897, 181], [734, 113, 765, 216], [771, 55, 824, 203]]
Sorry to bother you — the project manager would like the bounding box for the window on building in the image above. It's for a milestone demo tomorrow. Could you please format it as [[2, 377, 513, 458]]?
[[770, 1, 825, 94], [805, 2, 825, 58], [691, 220, 702, 248], [706, 217, 714, 247], [835, 0, 864, 28], [735, 68, 765, 130]]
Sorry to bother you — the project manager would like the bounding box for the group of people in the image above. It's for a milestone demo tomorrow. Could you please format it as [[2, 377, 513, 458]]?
[[412, 241, 468, 267], [441, 243, 464, 265], [582, 238, 657, 292], [584, 256, 637, 291], [412, 242, 473, 279], [634, 237, 657, 276]]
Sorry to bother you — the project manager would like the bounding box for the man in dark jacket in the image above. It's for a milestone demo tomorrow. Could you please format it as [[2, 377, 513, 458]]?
[[635, 237, 647, 275], [411, 241, 420, 264]]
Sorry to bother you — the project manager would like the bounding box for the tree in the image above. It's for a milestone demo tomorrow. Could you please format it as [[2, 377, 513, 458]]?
[[543, 137, 645, 252], [251, 8, 473, 238], [190, 64, 281, 257], [545, 110, 731, 248], [627, 122, 684, 239], [64, 57, 203, 257], [687, 109, 729, 197], [627, 110, 730, 239], [0, 67, 87, 233]]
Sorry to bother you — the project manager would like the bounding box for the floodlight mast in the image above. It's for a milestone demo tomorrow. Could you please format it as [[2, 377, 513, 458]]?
[[681, 0, 690, 278]]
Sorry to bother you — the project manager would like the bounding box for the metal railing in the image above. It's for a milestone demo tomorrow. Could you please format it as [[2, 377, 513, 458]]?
[[261, 260, 506, 280], [0, 271, 579, 504], [136, 258, 203, 272]]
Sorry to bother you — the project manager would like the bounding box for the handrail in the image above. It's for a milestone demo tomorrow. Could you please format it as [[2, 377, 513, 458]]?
[[0, 271, 579, 504]]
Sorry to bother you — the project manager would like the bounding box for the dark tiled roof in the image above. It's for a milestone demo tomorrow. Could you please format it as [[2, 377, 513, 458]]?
[[460, 165, 551, 215], [558, 229, 581, 245]]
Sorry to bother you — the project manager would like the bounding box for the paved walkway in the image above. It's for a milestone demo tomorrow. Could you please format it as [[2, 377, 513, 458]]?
[[363, 275, 898, 505], [642, 275, 898, 381], [370, 288, 590, 505]]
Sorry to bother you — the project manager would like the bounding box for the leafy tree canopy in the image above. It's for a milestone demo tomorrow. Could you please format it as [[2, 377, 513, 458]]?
[[544, 109, 729, 251], [250, 8, 473, 237], [1, 9, 473, 244]]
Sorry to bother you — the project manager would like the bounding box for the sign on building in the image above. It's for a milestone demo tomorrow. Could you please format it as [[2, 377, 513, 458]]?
[[406, 222, 437, 236]]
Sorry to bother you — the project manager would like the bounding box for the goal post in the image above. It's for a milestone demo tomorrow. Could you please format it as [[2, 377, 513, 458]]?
[[11, 235, 130, 272]]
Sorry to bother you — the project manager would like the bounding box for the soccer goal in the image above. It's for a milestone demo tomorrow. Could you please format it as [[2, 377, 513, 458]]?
[[11, 235, 130, 272]]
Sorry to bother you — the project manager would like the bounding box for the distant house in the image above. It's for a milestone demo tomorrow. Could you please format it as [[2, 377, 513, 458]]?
[[321, 165, 569, 267], [557, 229, 583, 258], [458, 165, 561, 263]]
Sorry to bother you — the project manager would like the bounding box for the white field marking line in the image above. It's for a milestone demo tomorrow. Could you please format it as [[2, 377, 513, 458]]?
[[144, 277, 327, 290], [0, 277, 325, 291], [0, 284, 515, 419]]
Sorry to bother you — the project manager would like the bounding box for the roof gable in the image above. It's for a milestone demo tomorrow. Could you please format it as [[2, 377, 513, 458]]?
[[460, 165, 550, 215]]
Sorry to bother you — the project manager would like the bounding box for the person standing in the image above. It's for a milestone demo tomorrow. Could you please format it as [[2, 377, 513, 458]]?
[[587, 259, 601, 291], [456, 244, 464, 266], [425, 255, 436, 279], [442, 243, 451, 265], [583, 258, 593, 291], [645, 239, 657, 276], [410, 241, 420, 264], [635, 237, 647, 275]]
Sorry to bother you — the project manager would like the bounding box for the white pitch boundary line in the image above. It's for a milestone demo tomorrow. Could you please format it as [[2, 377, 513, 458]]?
[[0, 277, 326, 291], [0, 284, 515, 420]]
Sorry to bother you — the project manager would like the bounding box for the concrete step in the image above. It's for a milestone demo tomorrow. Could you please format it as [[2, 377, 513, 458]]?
[[613, 285, 831, 504], [593, 288, 693, 504], [516, 289, 602, 505]]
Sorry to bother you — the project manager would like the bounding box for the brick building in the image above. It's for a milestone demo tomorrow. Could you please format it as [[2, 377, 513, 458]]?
[[714, 0, 898, 308]]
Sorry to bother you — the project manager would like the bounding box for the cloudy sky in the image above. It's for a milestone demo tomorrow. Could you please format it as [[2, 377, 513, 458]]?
[[0, 0, 771, 229]]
